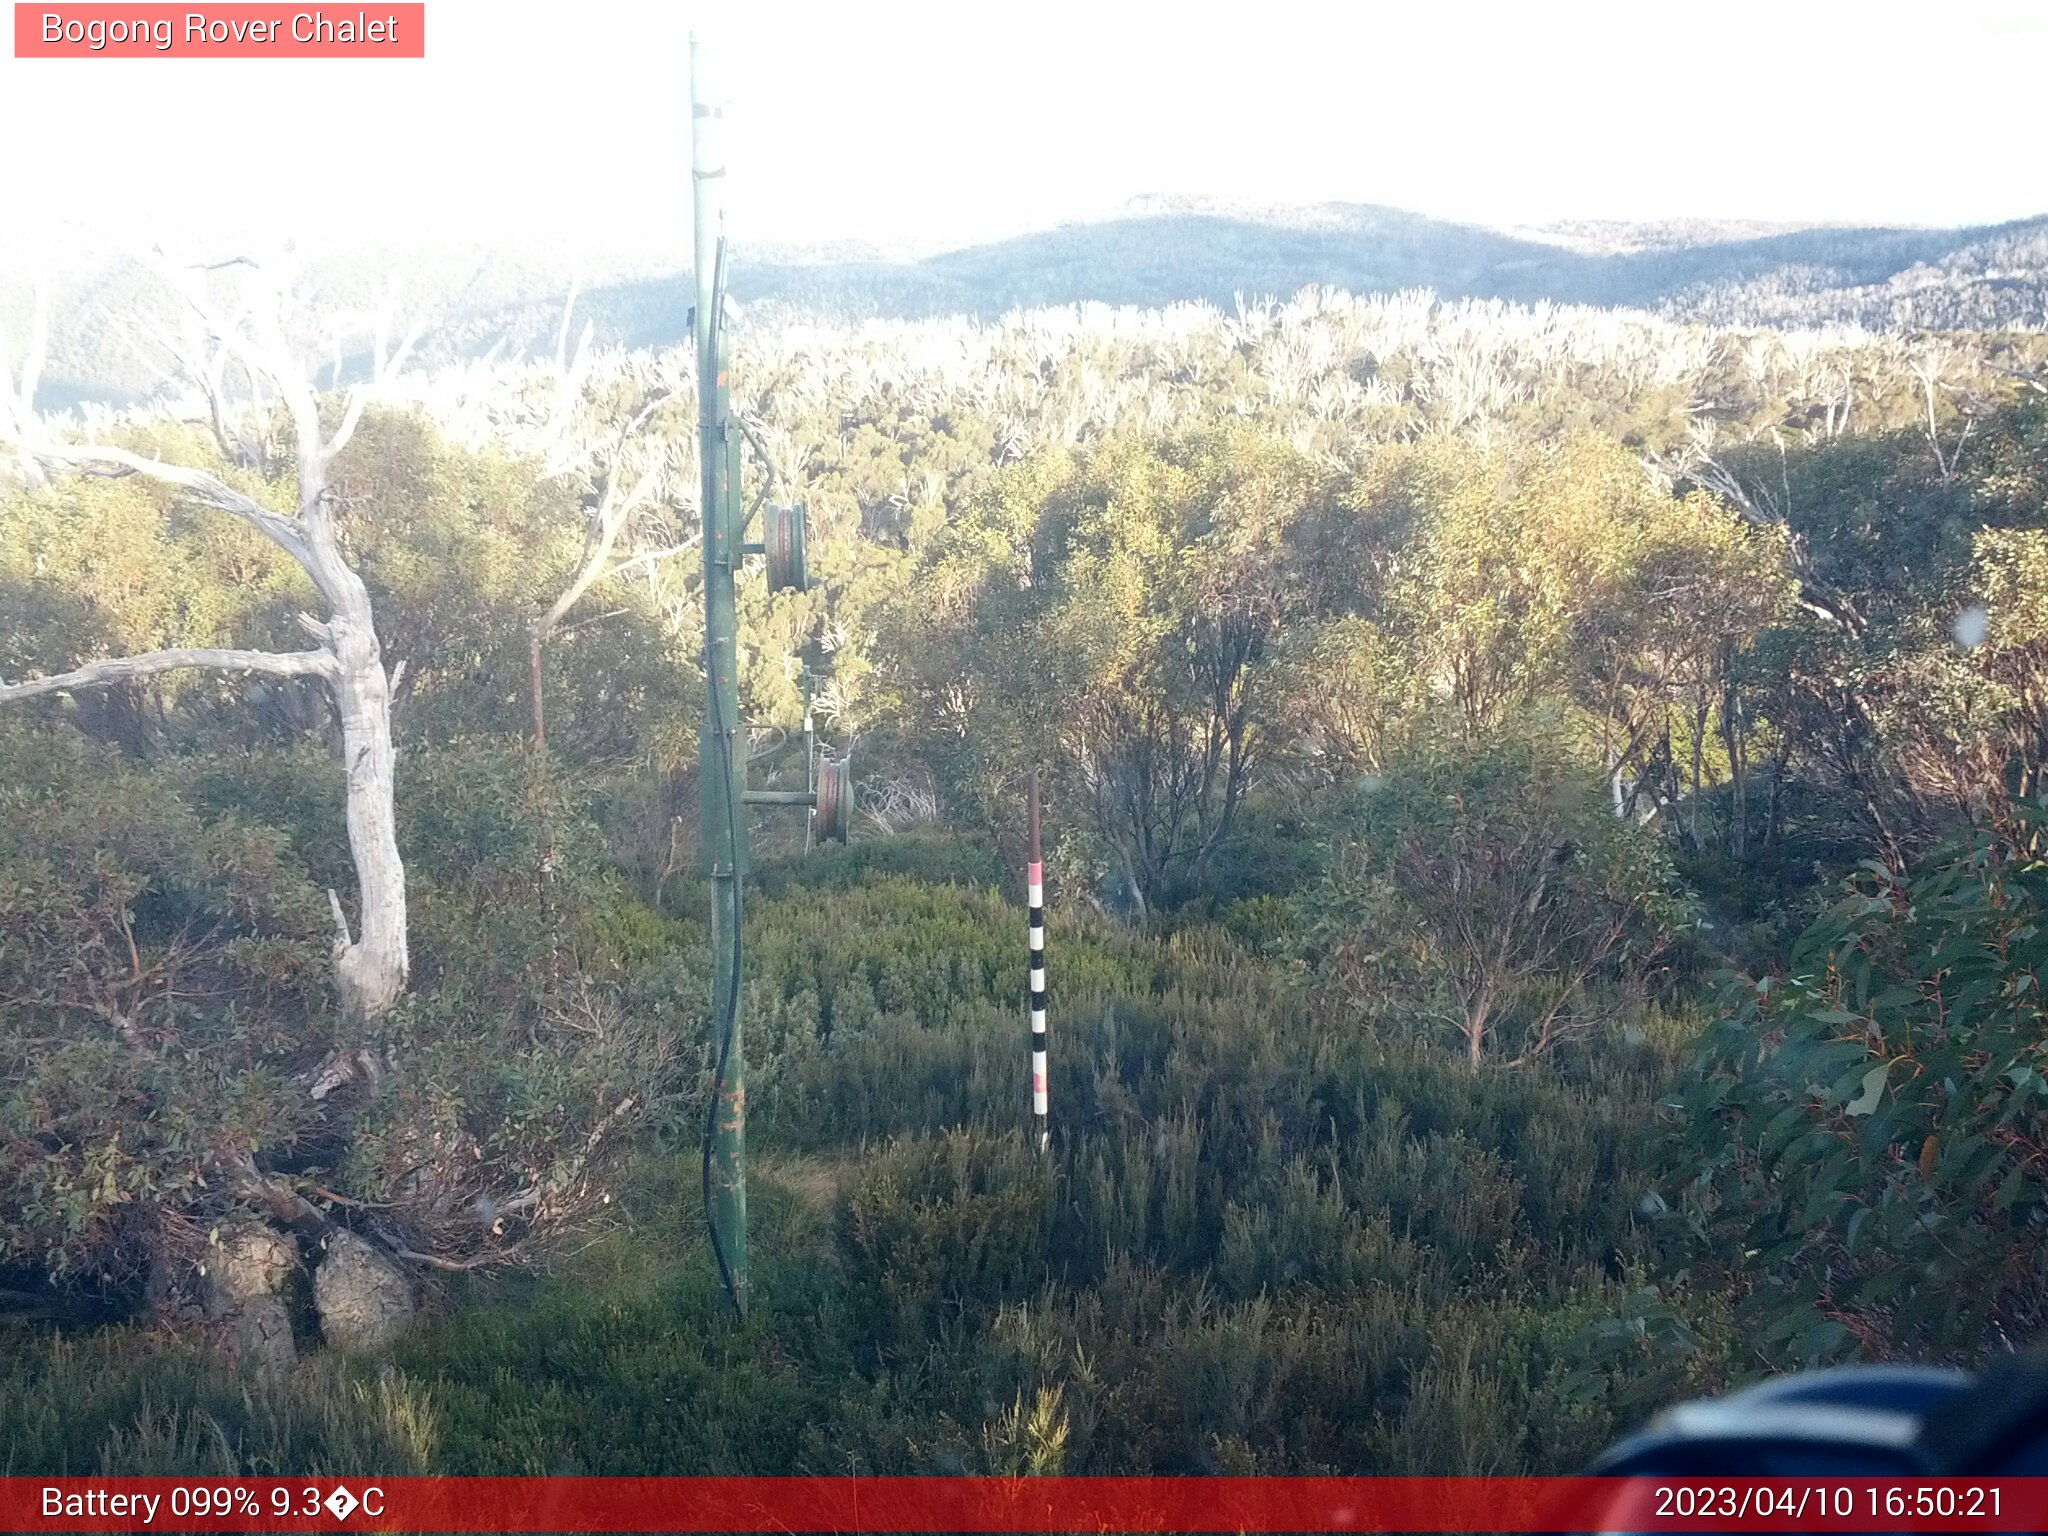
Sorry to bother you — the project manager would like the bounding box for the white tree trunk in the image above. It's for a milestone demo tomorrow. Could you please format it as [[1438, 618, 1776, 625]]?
[[2, 263, 419, 1027], [327, 575, 409, 1023]]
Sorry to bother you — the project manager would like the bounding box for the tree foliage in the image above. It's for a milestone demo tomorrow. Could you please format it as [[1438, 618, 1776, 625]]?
[[1300, 729, 1688, 1067], [3, 267, 2048, 1445], [1678, 805, 2048, 1361]]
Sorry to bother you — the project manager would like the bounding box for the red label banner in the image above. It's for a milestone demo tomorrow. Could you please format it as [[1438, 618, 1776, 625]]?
[[14, 4, 424, 57], [4, 1476, 2048, 1532]]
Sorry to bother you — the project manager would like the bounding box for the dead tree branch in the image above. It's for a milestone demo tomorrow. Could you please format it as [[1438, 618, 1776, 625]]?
[[529, 385, 683, 749], [0, 647, 335, 703]]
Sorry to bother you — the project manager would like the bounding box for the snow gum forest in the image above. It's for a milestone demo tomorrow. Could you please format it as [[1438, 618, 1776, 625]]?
[[4, 246, 2048, 1475]]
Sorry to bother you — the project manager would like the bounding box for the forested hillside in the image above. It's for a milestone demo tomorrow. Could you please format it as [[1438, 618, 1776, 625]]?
[[9, 201, 2044, 406], [5, 270, 2048, 1474]]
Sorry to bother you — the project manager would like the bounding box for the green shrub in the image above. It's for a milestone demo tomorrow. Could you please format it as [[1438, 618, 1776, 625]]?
[[1677, 804, 2048, 1362], [1295, 726, 1689, 1067], [844, 1131, 1058, 1344], [0, 723, 328, 1289]]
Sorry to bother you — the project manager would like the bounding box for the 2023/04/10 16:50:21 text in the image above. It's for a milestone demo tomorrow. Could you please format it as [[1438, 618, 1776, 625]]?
[[1651, 1484, 2005, 1521]]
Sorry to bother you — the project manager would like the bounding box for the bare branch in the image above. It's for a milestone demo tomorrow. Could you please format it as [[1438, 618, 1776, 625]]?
[[552, 606, 631, 638], [17, 278, 47, 423], [26, 441, 310, 561], [0, 646, 335, 704], [242, 280, 325, 488], [390, 1244, 529, 1273], [537, 278, 596, 454], [1649, 427, 1866, 635], [527, 391, 683, 746], [324, 389, 373, 465], [603, 535, 702, 582], [1, 280, 52, 486], [554, 276, 583, 374], [152, 254, 317, 467], [325, 888, 353, 958], [536, 465, 663, 644], [106, 304, 267, 468], [326, 291, 431, 461]]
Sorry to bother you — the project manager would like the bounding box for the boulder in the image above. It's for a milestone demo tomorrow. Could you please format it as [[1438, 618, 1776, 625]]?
[[313, 1228, 415, 1351], [200, 1222, 301, 1376], [202, 1222, 297, 1315], [230, 1294, 300, 1377]]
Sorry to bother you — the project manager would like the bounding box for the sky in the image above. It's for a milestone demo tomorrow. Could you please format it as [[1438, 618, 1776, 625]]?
[[3, 0, 2044, 268]]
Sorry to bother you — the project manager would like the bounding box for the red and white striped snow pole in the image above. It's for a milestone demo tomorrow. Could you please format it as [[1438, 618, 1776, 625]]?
[[1028, 770, 1049, 1152]]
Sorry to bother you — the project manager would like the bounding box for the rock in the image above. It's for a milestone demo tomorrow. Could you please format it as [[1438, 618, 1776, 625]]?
[[200, 1222, 301, 1377], [202, 1222, 298, 1316], [231, 1294, 300, 1377], [313, 1228, 414, 1351]]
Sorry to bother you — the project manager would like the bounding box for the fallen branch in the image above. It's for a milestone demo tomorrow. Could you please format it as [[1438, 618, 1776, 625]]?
[[390, 1243, 529, 1273]]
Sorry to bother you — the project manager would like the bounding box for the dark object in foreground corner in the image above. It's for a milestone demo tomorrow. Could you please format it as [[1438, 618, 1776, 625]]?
[[1593, 1365, 1970, 1478], [1588, 1355, 2048, 1529]]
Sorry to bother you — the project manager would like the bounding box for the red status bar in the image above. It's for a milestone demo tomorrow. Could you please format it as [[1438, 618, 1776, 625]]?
[[6, 1476, 2048, 1532]]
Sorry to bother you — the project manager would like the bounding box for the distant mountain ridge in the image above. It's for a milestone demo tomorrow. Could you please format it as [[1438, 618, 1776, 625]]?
[[11, 200, 2046, 407]]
